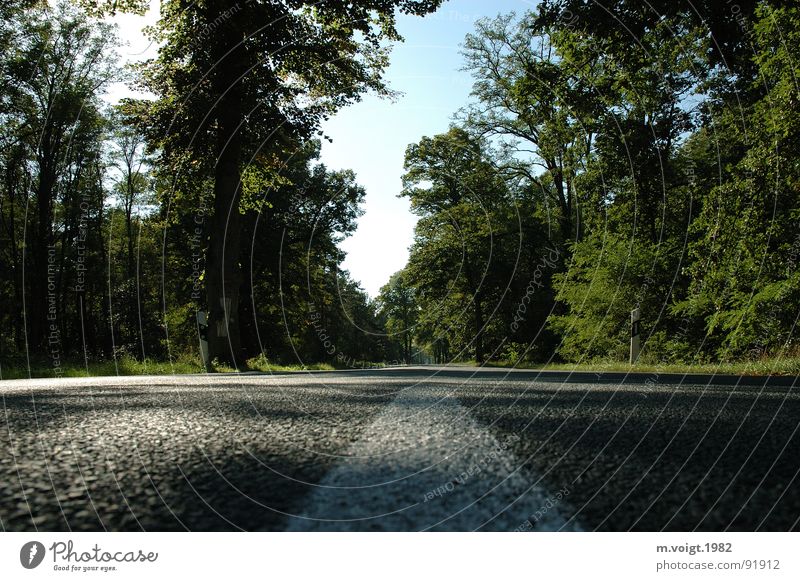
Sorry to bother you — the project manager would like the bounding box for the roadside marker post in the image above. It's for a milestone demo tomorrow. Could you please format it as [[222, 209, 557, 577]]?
[[197, 311, 210, 370], [630, 308, 641, 364]]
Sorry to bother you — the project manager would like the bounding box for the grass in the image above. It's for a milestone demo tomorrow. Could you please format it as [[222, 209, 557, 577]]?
[[0, 353, 382, 379], [244, 356, 337, 373], [477, 357, 800, 376], [3, 353, 796, 380], [0, 355, 204, 380]]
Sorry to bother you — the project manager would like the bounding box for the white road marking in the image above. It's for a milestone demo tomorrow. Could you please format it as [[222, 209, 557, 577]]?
[[285, 382, 581, 531]]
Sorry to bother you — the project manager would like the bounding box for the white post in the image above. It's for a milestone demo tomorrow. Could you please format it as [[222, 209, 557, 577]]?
[[630, 307, 641, 364], [197, 311, 210, 369]]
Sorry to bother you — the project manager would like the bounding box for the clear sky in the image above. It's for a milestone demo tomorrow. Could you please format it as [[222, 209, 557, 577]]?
[[108, 0, 539, 297]]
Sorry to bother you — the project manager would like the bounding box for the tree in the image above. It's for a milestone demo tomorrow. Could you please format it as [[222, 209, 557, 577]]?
[[134, 0, 443, 369], [457, 5, 704, 363], [676, 3, 800, 360], [402, 127, 519, 363], [377, 271, 417, 363], [109, 109, 152, 279], [1, 1, 117, 353], [461, 11, 606, 244], [238, 140, 374, 365]]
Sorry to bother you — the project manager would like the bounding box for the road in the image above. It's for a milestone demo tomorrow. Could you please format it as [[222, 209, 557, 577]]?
[[0, 366, 798, 531]]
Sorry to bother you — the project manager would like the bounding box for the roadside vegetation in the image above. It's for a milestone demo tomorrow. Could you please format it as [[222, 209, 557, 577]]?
[[388, 1, 800, 373], [478, 357, 800, 377], [0, 355, 373, 380]]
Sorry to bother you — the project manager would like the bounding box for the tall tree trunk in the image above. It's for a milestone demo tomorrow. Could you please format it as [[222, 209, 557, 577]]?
[[238, 211, 258, 359], [4, 155, 25, 350], [548, 162, 573, 243], [30, 165, 56, 351], [125, 198, 138, 356], [465, 265, 485, 364], [125, 205, 134, 279], [206, 72, 244, 369]]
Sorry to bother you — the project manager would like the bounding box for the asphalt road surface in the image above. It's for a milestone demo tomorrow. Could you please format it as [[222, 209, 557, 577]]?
[[1, 367, 798, 531]]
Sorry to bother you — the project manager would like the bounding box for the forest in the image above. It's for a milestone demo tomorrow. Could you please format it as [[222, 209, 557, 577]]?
[[1, 0, 798, 376]]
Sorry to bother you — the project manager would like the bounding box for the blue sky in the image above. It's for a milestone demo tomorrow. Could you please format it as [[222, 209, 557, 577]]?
[[109, 0, 539, 297]]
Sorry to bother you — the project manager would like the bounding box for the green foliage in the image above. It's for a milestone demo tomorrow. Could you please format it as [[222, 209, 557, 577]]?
[[0, 0, 401, 371], [2, 0, 800, 375], [402, 2, 799, 370], [401, 127, 558, 363], [550, 233, 685, 362], [0, 1, 120, 357], [377, 270, 418, 362], [675, 3, 800, 360], [131, 0, 444, 367]]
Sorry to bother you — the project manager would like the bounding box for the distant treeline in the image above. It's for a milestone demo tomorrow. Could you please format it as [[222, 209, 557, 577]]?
[[1, 0, 798, 372]]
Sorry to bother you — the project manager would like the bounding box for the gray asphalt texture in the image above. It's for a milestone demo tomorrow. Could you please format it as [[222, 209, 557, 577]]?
[[1, 367, 798, 531]]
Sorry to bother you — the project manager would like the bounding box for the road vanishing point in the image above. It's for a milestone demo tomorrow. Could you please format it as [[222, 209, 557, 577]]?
[[1, 366, 798, 531]]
